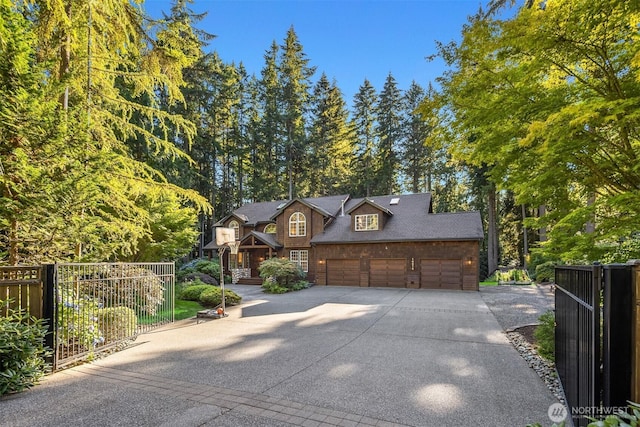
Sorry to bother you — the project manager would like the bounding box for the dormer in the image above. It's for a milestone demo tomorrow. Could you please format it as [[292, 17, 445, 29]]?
[[346, 199, 394, 232]]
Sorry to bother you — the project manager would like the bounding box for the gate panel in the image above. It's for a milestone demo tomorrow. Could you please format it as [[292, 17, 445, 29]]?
[[54, 263, 174, 369]]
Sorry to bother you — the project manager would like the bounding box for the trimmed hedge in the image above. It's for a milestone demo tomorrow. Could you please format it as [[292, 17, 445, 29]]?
[[199, 287, 242, 307], [180, 283, 213, 301], [98, 307, 137, 343]]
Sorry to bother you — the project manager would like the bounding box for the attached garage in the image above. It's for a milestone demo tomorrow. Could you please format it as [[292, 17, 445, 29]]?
[[370, 258, 406, 288], [420, 259, 462, 290], [326, 259, 360, 286]]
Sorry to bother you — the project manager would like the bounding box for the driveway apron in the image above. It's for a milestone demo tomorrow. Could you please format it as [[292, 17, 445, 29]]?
[[0, 285, 558, 426]]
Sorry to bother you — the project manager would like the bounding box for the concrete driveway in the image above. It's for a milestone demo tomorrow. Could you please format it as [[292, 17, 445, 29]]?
[[0, 285, 558, 426]]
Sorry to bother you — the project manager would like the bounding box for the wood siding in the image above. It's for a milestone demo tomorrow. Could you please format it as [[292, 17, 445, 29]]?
[[349, 203, 390, 231]]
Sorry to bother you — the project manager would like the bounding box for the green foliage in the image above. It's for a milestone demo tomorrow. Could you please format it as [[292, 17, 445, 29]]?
[[0, 299, 51, 395], [601, 235, 640, 264], [258, 258, 306, 288], [431, 0, 640, 263], [262, 279, 308, 294], [585, 401, 640, 426], [496, 269, 532, 284], [97, 307, 137, 344], [194, 260, 221, 278], [179, 282, 213, 301], [535, 262, 556, 283], [78, 266, 165, 316], [534, 311, 555, 362], [199, 287, 242, 307], [58, 291, 104, 351]]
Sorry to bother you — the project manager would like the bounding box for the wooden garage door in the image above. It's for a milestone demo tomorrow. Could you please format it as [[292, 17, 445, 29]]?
[[370, 259, 406, 288], [420, 259, 462, 290], [326, 259, 360, 286]]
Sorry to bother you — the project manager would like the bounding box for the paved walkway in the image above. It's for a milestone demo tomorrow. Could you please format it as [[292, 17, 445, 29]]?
[[0, 286, 559, 426]]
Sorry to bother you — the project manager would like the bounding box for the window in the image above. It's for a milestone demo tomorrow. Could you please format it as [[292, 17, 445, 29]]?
[[229, 220, 240, 240], [264, 223, 277, 234], [355, 214, 379, 231], [289, 212, 306, 237], [290, 250, 308, 272]]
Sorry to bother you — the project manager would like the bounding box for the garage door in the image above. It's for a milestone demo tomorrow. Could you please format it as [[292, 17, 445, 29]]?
[[420, 259, 462, 290], [370, 259, 406, 288], [326, 259, 360, 286]]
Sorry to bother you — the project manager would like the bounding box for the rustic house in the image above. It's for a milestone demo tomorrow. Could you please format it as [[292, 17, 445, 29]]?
[[204, 193, 484, 290]]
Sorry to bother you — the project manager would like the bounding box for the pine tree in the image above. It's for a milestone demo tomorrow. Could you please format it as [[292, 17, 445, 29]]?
[[400, 81, 432, 193], [307, 74, 354, 196], [351, 79, 378, 197], [375, 73, 403, 195], [278, 26, 316, 199]]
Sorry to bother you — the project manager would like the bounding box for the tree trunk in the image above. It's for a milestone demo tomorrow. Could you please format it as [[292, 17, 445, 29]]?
[[487, 184, 498, 275], [538, 205, 547, 242], [522, 204, 528, 270]]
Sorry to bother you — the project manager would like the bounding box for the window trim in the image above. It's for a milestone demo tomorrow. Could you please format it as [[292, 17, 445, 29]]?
[[228, 220, 240, 240], [355, 214, 379, 231], [290, 250, 309, 272], [288, 212, 306, 237]]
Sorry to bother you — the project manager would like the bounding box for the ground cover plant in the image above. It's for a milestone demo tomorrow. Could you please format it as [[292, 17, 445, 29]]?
[[0, 300, 50, 395], [258, 258, 308, 294]]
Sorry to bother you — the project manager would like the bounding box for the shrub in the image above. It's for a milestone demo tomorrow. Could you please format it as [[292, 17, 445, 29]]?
[[496, 268, 531, 284], [98, 307, 137, 344], [181, 272, 218, 285], [179, 282, 213, 301], [194, 259, 220, 278], [535, 261, 556, 283], [262, 278, 307, 294], [0, 300, 51, 395], [534, 310, 555, 361], [78, 265, 165, 315], [199, 287, 242, 307], [258, 258, 306, 289], [58, 290, 104, 351]]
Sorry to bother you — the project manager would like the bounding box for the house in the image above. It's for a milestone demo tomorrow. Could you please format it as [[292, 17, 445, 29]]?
[[204, 193, 484, 290]]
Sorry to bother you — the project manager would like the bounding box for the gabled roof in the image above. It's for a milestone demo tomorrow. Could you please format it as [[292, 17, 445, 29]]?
[[240, 231, 282, 249], [214, 200, 285, 227], [346, 198, 394, 216], [269, 194, 349, 220], [311, 193, 483, 244]]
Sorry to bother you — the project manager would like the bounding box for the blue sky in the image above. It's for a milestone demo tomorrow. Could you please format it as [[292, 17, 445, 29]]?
[[144, 0, 495, 103]]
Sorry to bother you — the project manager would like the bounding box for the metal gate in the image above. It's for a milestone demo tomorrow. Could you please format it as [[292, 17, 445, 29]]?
[[1, 263, 174, 370], [52, 263, 175, 369], [555, 264, 634, 426]]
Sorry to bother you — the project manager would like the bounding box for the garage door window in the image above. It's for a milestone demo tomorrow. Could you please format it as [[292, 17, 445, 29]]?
[[290, 250, 308, 272], [355, 214, 378, 231]]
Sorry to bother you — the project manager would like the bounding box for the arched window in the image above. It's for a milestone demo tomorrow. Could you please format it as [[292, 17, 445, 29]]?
[[228, 220, 240, 240], [264, 223, 277, 234], [288, 212, 306, 237]]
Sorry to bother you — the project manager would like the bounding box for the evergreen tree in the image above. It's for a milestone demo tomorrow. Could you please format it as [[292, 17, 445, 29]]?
[[375, 73, 403, 195], [307, 74, 354, 196], [400, 81, 432, 193], [351, 79, 378, 197], [278, 26, 316, 199]]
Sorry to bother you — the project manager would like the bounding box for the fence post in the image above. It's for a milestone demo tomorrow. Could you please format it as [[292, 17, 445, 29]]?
[[602, 264, 633, 407], [42, 264, 57, 369], [632, 261, 640, 402]]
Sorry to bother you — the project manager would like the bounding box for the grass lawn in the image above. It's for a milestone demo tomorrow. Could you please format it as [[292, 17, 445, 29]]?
[[174, 299, 203, 320], [479, 280, 499, 286]]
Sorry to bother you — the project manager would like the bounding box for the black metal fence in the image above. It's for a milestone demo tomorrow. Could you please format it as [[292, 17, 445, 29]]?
[[555, 264, 634, 426], [0, 263, 175, 370]]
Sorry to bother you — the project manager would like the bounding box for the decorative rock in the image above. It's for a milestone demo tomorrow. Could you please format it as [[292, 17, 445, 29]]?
[[506, 330, 565, 404]]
